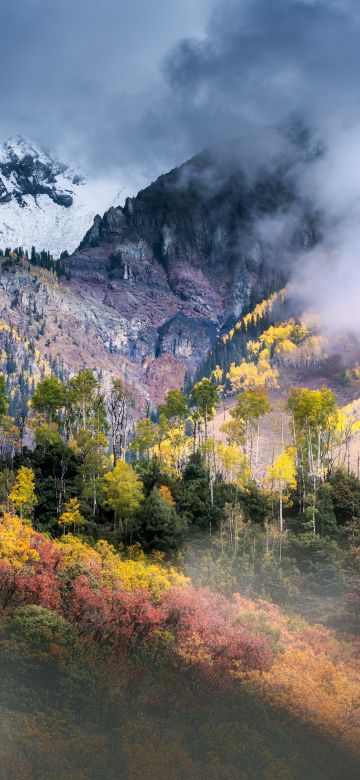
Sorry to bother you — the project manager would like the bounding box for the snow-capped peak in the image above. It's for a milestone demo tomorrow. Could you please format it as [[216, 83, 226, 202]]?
[[0, 136, 119, 256], [0, 134, 50, 162]]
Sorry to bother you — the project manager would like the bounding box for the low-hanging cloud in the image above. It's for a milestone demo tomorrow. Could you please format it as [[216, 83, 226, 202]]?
[[151, 0, 360, 335]]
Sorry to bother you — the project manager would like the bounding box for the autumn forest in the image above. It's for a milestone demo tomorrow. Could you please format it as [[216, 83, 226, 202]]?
[[3, 2, 360, 774], [0, 286, 359, 779]]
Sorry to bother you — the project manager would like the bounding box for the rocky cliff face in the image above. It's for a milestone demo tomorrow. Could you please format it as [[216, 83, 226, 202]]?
[[0, 153, 316, 407], [64, 153, 315, 400]]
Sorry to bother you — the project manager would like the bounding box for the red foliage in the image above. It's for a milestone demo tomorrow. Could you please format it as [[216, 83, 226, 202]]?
[[17, 536, 62, 611], [64, 574, 110, 638], [63, 580, 272, 677], [106, 589, 163, 653], [0, 528, 273, 681], [0, 534, 62, 611], [162, 587, 272, 677], [66, 581, 164, 654]]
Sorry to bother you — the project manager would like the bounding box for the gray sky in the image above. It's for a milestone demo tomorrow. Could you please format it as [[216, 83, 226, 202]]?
[[2, 0, 360, 188], [0, 0, 210, 190]]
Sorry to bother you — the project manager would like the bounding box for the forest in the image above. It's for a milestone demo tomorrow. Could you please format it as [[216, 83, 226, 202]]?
[[4, 0, 360, 775], [0, 320, 359, 778]]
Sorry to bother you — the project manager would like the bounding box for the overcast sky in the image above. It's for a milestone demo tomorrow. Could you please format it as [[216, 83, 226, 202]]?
[[0, 0, 210, 192], [2, 1, 360, 202], [2, 1, 360, 184]]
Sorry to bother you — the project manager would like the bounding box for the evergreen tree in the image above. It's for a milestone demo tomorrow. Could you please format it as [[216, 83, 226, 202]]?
[[0, 375, 8, 422], [136, 486, 184, 550]]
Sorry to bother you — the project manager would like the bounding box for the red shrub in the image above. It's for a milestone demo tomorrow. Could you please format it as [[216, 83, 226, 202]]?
[[0, 535, 62, 612], [63, 574, 109, 638], [0, 526, 273, 682], [162, 587, 273, 677]]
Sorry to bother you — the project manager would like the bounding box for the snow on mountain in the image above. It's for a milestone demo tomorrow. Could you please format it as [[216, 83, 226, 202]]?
[[0, 135, 120, 256]]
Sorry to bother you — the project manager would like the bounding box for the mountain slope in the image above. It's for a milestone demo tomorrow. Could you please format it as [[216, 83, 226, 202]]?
[[0, 152, 318, 405], [65, 153, 316, 390], [0, 136, 117, 256]]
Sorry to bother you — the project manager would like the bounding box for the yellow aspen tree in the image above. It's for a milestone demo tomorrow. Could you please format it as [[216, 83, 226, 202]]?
[[103, 461, 144, 535], [266, 447, 296, 535], [9, 466, 38, 521], [216, 442, 251, 486], [58, 497, 86, 535], [229, 388, 272, 475]]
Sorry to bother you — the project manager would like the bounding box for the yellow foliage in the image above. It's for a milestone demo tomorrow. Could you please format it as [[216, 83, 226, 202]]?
[[159, 485, 175, 506], [58, 535, 189, 597], [226, 356, 278, 391], [216, 442, 251, 486], [0, 513, 39, 570], [259, 322, 295, 348], [245, 320, 312, 366], [103, 461, 144, 522], [234, 595, 360, 754], [58, 497, 86, 533], [264, 647, 360, 748], [266, 447, 297, 491], [280, 334, 327, 367], [153, 424, 191, 474], [336, 398, 360, 435], [247, 340, 261, 356], [9, 466, 38, 520], [211, 364, 224, 383], [274, 338, 297, 355], [222, 288, 287, 343]]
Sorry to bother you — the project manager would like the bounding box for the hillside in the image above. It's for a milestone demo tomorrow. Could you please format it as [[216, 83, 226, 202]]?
[[64, 153, 316, 385], [191, 287, 360, 481], [211, 357, 360, 480], [0, 518, 359, 779], [0, 224, 359, 779]]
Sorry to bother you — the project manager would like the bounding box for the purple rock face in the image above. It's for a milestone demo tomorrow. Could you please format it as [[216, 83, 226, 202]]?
[[65, 153, 316, 395]]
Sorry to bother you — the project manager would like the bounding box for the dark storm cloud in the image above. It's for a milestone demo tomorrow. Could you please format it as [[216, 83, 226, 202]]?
[[152, 0, 360, 333], [155, 0, 360, 167]]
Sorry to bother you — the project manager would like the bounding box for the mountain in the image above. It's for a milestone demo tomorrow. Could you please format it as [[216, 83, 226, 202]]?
[[0, 152, 318, 407], [0, 136, 117, 256], [63, 153, 316, 393]]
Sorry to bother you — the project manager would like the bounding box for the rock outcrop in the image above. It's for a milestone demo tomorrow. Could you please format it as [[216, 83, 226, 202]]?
[[64, 153, 315, 399]]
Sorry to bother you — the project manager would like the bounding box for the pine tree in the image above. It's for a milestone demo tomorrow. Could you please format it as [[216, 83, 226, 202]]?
[[137, 486, 184, 550]]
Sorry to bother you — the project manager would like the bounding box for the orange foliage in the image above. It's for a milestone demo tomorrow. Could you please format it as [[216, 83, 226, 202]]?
[[233, 595, 360, 755]]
